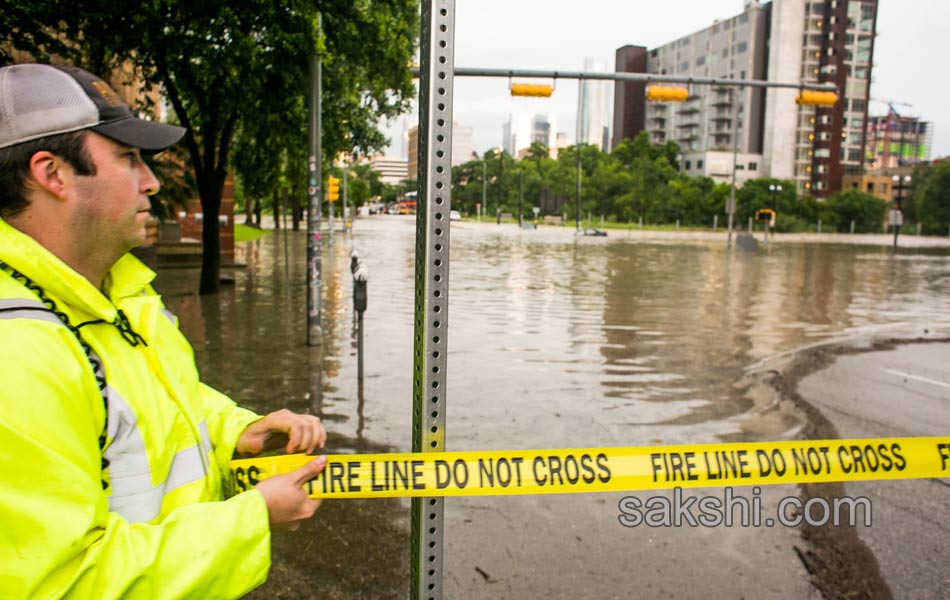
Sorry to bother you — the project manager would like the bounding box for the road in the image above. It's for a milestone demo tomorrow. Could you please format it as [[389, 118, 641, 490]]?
[[797, 341, 950, 599]]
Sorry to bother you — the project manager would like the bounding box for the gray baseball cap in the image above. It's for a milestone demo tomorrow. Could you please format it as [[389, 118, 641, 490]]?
[[0, 63, 185, 152]]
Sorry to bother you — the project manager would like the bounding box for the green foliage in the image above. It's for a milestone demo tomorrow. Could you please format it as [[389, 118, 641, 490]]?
[[446, 134, 900, 233], [3, 0, 418, 292], [824, 189, 889, 233], [910, 162, 950, 234]]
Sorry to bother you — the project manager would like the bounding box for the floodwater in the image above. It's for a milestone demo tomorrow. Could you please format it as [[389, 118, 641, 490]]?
[[154, 217, 950, 599]]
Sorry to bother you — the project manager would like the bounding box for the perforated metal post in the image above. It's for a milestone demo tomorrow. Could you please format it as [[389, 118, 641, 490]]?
[[411, 1, 454, 599]]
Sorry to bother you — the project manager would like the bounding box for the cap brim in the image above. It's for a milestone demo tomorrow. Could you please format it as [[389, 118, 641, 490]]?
[[92, 116, 186, 154]]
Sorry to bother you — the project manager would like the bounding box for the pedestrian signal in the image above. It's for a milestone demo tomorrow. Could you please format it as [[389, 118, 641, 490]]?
[[645, 86, 689, 102], [328, 177, 340, 202]]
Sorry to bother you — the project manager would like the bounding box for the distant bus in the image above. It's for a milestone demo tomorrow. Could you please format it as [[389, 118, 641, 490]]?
[[398, 191, 418, 214]]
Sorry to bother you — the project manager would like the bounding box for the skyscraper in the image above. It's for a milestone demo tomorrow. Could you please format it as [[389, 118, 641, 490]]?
[[503, 112, 557, 157], [581, 58, 612, 151]]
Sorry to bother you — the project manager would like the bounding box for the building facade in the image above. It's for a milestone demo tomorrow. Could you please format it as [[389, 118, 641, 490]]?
[[615, 0, 879, 197], [864, 112, 933, 171], [407, 121, 474, 181], [502, 113, 557, 157], [580, 58, 612, 151], [369, 156, 409, 186]]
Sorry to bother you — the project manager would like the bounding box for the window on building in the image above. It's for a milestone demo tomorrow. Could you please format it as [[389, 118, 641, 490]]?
[[722, 48, 729, 58], [749, 162, 758, 171], [650, 49, 658, 58], [852, 99, 866, 112], [736, 41, 747, 53], [685, 160, 692, 170], [740, 70, 746, 79], [866, 182, 873, 193], [736, 163, 745, 170], [697, 160, 704, 169], [848, 148, 862, 162], [679, 61, 689, 72], [696, 56, 706, 66]]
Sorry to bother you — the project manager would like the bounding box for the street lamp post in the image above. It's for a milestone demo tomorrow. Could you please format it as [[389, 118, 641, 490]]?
[[892, 174, 911, 249], [767, 183, 782, 243]]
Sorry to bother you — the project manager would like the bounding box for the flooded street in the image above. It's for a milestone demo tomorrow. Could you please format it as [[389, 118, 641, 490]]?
[[155, 217, 950, 598]]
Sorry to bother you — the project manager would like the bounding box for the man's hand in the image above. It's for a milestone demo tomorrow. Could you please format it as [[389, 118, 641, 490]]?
[[255, 456, 326, 531], [236, 409, 326, 457]]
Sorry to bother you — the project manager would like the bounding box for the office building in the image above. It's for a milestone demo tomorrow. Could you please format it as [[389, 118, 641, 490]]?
[[407, 121, 475, 180], [369, 156, 409, 186], [580, 58, 612, 151], [503, 113, 557, 157]]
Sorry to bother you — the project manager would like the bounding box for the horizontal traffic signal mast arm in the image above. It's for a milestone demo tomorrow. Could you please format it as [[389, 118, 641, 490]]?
[[410, 66, 838, 93]]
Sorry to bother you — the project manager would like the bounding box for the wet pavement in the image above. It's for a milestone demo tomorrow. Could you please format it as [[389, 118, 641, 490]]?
[[153, 217, 950, 598], [798, 342, 950, 599]]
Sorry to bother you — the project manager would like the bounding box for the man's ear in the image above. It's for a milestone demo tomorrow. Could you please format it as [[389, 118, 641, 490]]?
[[27, 151, 71, 201]]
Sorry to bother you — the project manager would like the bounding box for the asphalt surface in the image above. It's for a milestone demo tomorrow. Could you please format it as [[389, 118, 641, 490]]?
[[797, 342, 950, 599]]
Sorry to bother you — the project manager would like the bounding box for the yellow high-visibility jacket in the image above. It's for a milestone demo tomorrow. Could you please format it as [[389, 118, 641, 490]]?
[[0, 218, 271, 599]]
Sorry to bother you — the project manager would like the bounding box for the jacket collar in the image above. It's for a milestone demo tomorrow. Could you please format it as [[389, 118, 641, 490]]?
[[0, 218, 156, 321]]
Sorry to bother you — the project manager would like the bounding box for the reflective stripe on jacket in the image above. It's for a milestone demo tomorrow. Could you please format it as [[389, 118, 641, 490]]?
[[0, 218, 271, 599]]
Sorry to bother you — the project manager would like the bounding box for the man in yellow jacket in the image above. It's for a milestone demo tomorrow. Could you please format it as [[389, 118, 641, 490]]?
[[0, 63, 327, 598]]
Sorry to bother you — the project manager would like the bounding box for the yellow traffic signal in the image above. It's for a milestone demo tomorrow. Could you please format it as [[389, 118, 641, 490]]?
[[510, 83, 554, 97], [796, 90, 838, 106], [644, 86, 689, 102], [328, 177, 340, 202]]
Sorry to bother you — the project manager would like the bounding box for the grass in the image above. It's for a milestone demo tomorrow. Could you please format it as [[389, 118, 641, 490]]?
[[235, 223, 272, 242]]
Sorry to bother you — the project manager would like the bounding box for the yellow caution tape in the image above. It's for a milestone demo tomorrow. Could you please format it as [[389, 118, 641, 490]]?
[[230, 437, 950, 499]]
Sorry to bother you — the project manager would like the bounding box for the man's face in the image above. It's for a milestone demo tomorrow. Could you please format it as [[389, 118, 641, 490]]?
[[70, 132, 160, 255]]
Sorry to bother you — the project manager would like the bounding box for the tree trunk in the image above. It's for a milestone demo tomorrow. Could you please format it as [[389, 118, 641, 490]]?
[[254, 197, 262, 227], [199, 195, 222, 295], [273, 188, 281, 230], [292, 184, 302, 231], [244, 195, 255, 225]]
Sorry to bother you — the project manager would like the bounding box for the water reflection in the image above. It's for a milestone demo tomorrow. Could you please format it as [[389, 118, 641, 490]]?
[[153, 218, 950, 598]]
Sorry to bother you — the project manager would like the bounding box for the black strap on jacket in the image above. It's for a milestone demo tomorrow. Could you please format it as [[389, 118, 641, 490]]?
[[0, 260, 150, 490]]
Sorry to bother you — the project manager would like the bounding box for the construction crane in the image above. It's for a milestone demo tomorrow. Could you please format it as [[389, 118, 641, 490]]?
[[869, 98, 915, 169]]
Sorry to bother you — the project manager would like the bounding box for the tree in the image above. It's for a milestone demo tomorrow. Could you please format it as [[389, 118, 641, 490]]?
[[824, 189, 889, 233], [911, 162, 950, 235], [4, 0, 417, 293]]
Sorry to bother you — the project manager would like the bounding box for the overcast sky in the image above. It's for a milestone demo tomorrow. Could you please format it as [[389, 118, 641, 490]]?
[[380, 0, 950, 160]]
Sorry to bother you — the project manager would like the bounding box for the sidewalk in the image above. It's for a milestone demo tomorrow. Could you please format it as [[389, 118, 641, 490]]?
[[797, 341, 950, 599]]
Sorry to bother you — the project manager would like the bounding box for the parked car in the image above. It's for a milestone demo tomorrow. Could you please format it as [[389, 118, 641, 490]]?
[[450, 210, 461, 221], [580, 228, 608, 237]]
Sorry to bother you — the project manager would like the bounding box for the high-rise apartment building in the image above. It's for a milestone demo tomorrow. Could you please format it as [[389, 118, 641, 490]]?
[[615, 0, 879, 196], [502, 113, 557, 157], [612, 46, 647, 149], [580, 58, 612, 151], [776, 0, 878, 195]]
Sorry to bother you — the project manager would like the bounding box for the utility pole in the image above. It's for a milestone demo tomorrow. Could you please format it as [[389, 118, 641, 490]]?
[[306, 14, 323, 346], [575, 78, 583, 233], [727, 87, 739, 246], [518, 170, 524, 227]]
